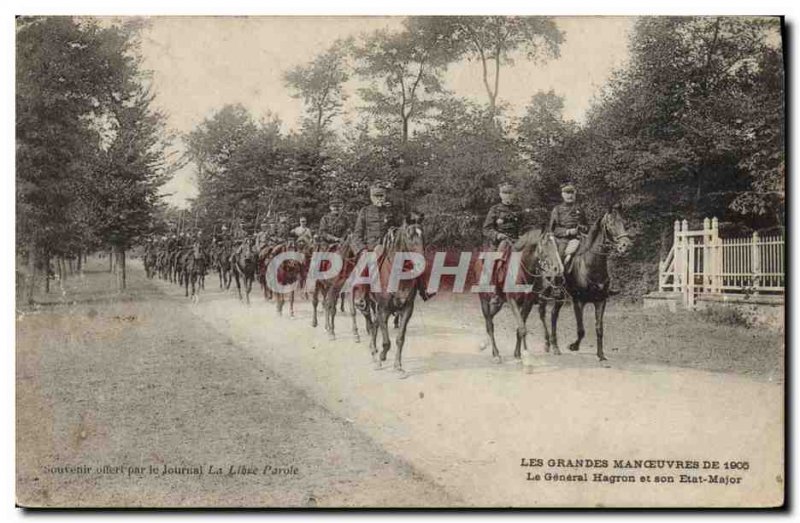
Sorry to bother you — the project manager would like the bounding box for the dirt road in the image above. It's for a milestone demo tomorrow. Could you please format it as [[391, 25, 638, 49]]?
[[17, 260, 784, 507], [16, 262, 456, 507]]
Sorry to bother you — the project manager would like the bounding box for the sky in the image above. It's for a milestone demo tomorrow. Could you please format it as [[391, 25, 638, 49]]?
[[137, 16, 636, 208]]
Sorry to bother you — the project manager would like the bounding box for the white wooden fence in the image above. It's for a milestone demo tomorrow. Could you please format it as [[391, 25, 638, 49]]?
[[658, 218, 785, 307]]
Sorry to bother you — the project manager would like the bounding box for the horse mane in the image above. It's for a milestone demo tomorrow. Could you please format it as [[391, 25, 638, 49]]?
[[577, 213, 606, 256], [513, 227, 543, 252]]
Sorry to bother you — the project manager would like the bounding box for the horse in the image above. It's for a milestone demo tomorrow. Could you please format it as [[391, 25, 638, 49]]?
[[310, 233, 361, 342], [364, 219, 427, 378], [538, 206, 632, 361], [213, 242, 234, 290], [265, 238, 311, 317], [181, 243, 207, 303], [230, 238, 259, 305], [476, 228, 560, 363], [144, 249, 157, 279]]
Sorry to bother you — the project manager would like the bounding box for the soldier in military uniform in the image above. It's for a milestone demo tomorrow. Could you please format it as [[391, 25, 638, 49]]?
[[482, 182, 525, 306], [291, 216, 313, 247], [318, 199, 350, 244], [548, 182, 589, 270], [352, 183, 397, 255], [255, 221, 271, 254]]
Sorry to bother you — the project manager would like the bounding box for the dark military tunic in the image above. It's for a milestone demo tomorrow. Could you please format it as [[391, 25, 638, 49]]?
[[318, 211, 351, 243], [482, 203, 524, 247], [272, 221, 292, 243], [548, 203, 588, 239], [353, 204, 397, 251]]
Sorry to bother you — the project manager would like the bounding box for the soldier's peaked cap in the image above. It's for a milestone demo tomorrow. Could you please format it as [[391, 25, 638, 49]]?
[[499, 182, 516, 192], [370, 181, 388, 194], [561, 182, 576, 192]]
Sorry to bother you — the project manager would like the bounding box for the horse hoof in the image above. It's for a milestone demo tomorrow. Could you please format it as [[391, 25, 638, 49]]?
[[492, 355, 502, 364], [328, 333, 336, 341], [544, 344, 550, 353], [354, 336, 360, 344], [553, 347, 562, 356], [569, 343, 580, 352], [373, 361, 382, 371], [394, 368, 408, 379], [598, 355, 608, 362]]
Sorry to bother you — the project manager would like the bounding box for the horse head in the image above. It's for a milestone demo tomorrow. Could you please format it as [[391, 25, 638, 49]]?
[[601, 205, 632, 255]]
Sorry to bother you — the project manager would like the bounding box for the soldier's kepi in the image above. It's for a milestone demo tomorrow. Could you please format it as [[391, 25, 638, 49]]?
[[482, 182, 524, 307]]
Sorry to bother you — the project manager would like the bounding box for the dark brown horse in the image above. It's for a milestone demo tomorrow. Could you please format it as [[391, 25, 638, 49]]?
[[538, 206, 632, 361], [181, 243, 206, 303], [231, 238, 258, 305], [476, 228, 559, 363]]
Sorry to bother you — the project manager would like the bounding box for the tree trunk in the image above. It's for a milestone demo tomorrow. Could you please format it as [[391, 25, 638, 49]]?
[[114, 245, 126, 292], [109, 249, 114, 273], [402, 116, 409, 143], [25, 240, 36, 306], [76, 252, 82, 273], [44, 251, 50, 294]]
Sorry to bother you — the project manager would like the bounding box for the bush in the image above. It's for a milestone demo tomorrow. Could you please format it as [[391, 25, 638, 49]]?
[[697, 304, 753, 328]]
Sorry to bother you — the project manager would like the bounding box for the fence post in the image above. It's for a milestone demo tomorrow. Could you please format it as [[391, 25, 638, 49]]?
[[673, 220, 683, 296], [703, 217, 711, 293], [752, 231, 761, 295], [711, 217, 720, 293]]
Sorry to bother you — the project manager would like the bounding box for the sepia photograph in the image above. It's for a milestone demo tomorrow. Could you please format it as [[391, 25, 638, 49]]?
[[14, 13, 785, 508]]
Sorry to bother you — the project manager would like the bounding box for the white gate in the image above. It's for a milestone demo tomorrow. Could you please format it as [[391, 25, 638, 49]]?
[[658, 218, 785, 308]]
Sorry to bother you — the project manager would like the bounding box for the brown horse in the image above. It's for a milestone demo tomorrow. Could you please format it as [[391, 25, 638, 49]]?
[[538, 206, 632, 361], [181, 243, 207, 303], [366, 221, 426, 378], [269, 239, 312, 317], [476, 228, 560, 363], [310, 234, 361, 342]]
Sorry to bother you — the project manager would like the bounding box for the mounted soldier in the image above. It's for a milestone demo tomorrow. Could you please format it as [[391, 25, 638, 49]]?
[[318, 198, 350, 244], [352, 182, 398, 256], [255, 221, 271, 254], [548, 182, 589, 271], [482, 182, 526, 307], [291, 216, 314, 248]]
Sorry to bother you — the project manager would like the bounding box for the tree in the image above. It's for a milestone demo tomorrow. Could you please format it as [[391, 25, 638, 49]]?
[[419, 16, 564, 121], [16, 17, 153, 301], [82, 85, 172, 290], [354, 20, 459, 142], [283, 40, 350, 150]]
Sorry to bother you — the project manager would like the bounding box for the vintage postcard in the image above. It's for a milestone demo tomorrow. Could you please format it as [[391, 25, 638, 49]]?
[[15, 15, 785, 508]]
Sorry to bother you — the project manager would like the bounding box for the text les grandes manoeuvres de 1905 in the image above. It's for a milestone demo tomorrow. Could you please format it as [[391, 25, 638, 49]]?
[[520, 458, 749, 486]]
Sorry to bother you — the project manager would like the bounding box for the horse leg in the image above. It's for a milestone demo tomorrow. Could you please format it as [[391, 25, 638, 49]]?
[[507, 297, 528, 361], [551, 300, 564, 355], [350, 292, 360, 343], [340, 292, 345, 312], [519, 298, 535, 356], [569, 300, 586, 352], [232, 269, 242, 301], [375, 307, 391, 370], [289, 290, 295, 318], [594, 300, 607, 361], [393, 312, 399, 329], [184, 271, 189, 297], [480, 297, 502, 363], [245, 275, 252, 306], [393, 301, 415, 378], [311, 286, 319, 328], [538, 301, 551, 353]]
